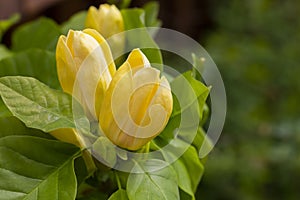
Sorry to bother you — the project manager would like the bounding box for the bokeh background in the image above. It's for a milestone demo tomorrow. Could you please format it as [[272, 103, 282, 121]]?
[[1, 0, 299, 199]]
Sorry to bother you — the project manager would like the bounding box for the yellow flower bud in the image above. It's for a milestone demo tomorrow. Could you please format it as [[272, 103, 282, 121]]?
[[85, 4, 124, 54], [56, 29, 116, 119], [99, 49, 173, 150]]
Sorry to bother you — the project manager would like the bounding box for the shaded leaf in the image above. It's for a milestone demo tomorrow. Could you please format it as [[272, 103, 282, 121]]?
[[0, 14, 20, 41], [0, 130, 80, 200], [0, 45, 12, 60], [0, 49, 59, 89], [108, 189, 128, 200], [121, 9, 163, 69], [61, 11, 87, 35], [0, 116, 52, 139], [12, 17, 61, 51], [152, 138, 204, 200], [171, 71, 210, 119], [92, 136, 117, 167], [143, 1, 161, 27]]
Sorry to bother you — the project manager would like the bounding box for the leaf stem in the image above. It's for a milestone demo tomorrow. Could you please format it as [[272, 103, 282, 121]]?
[[114, 170, 122, 190], [145, 141, 150, 153]]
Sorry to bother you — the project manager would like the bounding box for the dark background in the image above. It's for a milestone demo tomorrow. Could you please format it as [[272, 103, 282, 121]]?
[[1, 0, 299, 199]]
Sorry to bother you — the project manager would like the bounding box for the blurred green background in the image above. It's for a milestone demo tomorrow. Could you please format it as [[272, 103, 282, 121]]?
[[196, 0, 300, 199], [195, 0, 300, 199], [1, 0, 299, 199]]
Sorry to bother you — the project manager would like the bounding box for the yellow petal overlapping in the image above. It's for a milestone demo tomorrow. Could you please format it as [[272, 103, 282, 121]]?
[[56, 29, 115, 119], [56, 28, 172, 151], [99, 49, 173, 150]]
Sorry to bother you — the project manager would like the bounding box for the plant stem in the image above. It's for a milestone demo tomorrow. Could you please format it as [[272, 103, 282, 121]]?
[[114, 170, 122, 190], [145, 141, 150, 153]]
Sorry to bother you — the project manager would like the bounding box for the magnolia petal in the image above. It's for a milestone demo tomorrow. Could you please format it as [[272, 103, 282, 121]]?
[[85, 6, 100, 31], [71, 31, 99, 67], [66, 30, 75, 57], [151, 76, 173, 118], [50, 128, 84, 148], [132, 67, 160, 90], [98, 4, 123, 38], [100, 62, 133, 133], [129, 84, 158, 126], [99, 49, 173, 150], [129, 67, 161, 125], [56, 35, 77, 94], [112, 130, 153, 151], [83, 29, 116, 77], [101, 61, 169, 141], [85, 4, 124, 56], [75, 46, 113, 119], [127, 48, 151, 69]]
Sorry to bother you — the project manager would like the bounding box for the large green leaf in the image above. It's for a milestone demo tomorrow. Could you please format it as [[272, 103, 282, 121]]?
[[11, 17, 61, 51], [121, 9, 163, 68], [108, 189, 128, 200], [0, 49, 59, 89], [0, 116, 52, 139], [0, 76, 85, 132], [127, 159, 179, 200], [0, 128, 80, 200]]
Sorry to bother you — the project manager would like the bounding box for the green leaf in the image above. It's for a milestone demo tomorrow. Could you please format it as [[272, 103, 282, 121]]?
[[12, 17, 61, 51], [121, 9, 163, 69], [108, 189, 128, 200], [158, 71, 209, 145], [188, 127, 206, 153], [152, 138, 204, 200], [0, 98, 12, 118], [171, 71, 210, 119], [0, 45, 12, 61], [0, 133, 80, 199], [178, 143, 204, 192], [0, 49, 60, 89], [0, 13, 20, 41], [61, 11, 87, 35], [143, 1, 162, 27], [165, 153, 195, 200], [127, 159, 179, 200], [0, 76, 83, 132], [92, 136, 117, 167], [0, 116, 53, 139]]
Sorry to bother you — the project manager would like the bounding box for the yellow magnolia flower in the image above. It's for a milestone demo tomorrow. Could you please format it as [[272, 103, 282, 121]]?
[[55, 29, 117, 173], [85, 4, 124, 54], [56, 28, 116, 119], [99, 49, 173, 150]]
